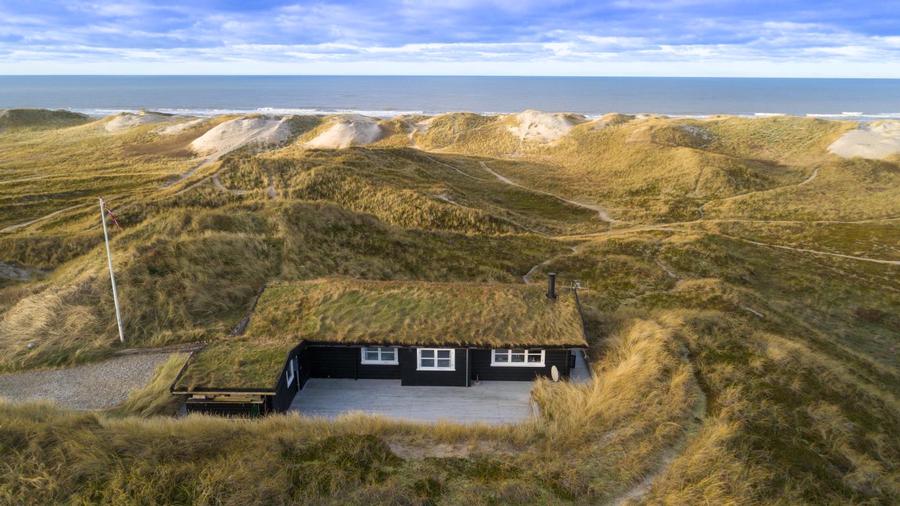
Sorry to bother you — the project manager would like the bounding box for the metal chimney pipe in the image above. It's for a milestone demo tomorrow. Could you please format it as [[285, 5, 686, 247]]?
[[547, 273, 557, 299]]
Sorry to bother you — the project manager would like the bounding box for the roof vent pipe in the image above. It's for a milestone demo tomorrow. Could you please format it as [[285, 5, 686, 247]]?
[[547, 273, 557, 300]]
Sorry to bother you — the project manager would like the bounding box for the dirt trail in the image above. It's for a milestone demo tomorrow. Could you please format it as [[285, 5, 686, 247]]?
[[694, 215, 900, 226], [161, 155, 217, 188], [522, 245, 578, 284], [0, 174, 49, 185], [722, 234, 900, 265], [610, 347, 708, 506], [420, 154, 492, 182], [479, 161, 616, 223], [557, 224, 899, 266], [171, 163, 223, 196], [266, 172, 277, 199], [0, 203, 91, 234], [211, 173, 251, 195], [700, 167, 820, 215]]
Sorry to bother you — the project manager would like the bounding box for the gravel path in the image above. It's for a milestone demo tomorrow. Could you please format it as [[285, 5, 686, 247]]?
[[0, 353, 173, 410]]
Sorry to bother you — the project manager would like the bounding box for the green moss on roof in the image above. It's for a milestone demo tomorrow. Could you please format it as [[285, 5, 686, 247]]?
[[249, 278, 586, 347], [173, 338, 289, 391], [174, 278, 586, 390]]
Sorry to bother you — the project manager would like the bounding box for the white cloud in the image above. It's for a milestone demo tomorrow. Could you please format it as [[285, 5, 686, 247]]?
[[1, 2, 898, 76]]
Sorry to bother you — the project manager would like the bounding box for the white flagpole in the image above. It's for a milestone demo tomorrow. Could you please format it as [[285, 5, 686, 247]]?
[[99, 197, 125, 343]]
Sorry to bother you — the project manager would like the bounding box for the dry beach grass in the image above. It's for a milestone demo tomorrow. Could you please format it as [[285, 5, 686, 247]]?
[[0, 110, 897, 504]]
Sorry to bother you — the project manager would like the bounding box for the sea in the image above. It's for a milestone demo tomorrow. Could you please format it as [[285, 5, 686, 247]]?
[[1, 76, 899, 120]]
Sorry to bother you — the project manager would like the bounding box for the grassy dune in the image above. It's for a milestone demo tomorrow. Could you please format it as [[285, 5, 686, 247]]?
[[0, 109, 89, 130], [0, 112, 898, 504]]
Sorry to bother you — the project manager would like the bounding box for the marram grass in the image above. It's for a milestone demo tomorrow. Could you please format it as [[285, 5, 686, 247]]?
[[0, 112, 898, 505]]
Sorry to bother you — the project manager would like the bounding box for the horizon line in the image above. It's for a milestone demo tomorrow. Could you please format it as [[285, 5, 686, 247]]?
[[2, 74, 900, 80]]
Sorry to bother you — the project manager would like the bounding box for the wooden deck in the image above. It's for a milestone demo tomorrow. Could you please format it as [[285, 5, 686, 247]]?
[[290, 378, 535, 425], [570, 349, 592, 383]]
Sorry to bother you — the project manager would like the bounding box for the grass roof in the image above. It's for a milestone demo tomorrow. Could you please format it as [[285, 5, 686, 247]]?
[[174, 278, 586, 391], [250, 278, 586, 348]]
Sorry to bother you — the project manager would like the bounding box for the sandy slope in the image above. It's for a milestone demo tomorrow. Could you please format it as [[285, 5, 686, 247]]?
[[190, 116, 293, 157], [507, 110, 587, 143], [156, 118, 206, 136], [828, 121, 900, 160], [305, 114, 384, 149], [104, 112, 170, 133]]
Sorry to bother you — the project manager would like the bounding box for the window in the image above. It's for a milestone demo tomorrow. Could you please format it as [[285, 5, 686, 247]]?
[[417, 348, 455, 371], [491, 349, 545, 367], [285, 357, 297, 386], [360, 347, 398, 365]]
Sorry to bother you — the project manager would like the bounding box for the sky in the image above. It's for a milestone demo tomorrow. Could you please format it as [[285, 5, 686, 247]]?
[[1, 1, 899, 76]]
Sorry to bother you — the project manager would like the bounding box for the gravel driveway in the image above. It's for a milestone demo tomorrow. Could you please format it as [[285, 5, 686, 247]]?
[[0, 353, 173, 410]]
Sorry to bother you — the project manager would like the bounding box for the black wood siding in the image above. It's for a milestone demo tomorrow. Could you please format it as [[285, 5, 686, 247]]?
[[271, 343, 307, 412], [470, 349, 571, 382], [308, 346, 357, 378], [306, 346, 401, 380], [399, 348, 469, 386], [358, 361, 402, 379]]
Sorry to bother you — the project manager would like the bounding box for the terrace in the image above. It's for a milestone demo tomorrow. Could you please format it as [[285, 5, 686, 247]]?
[[290, 378, 535, 425], [290, 348, 592, 424]]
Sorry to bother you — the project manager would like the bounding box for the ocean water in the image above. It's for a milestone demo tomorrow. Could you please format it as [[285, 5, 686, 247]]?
[[1, 76, 899, 119]]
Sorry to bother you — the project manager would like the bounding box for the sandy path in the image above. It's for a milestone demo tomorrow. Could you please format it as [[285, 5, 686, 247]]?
[[722, 234, 900, 266], [694, 215, 900, 225], [557, 224, 900, 266], [266, 172, 277, 199], [478, 162, 615, 223], [211, 173, 250, 195], [0, 174, 50, 185], [414, 154, 552, 235], [0, 203, 91, 234], [0, 353, 173, 410], [700, 167, 820, 215], [610, 347, 708, 505], [161, 155, 217, 188], [522, 245, 578, 284], [420, 154, 493, 182]]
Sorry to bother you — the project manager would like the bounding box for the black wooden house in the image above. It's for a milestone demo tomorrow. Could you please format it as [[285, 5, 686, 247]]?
[[171, 275, 588, 416]]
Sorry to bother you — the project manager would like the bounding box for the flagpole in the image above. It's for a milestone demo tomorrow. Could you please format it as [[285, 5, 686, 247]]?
[[100, 197, 125, 343]]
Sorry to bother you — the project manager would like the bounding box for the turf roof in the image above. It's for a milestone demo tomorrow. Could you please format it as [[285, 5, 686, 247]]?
[[173, 278, 586, 391]]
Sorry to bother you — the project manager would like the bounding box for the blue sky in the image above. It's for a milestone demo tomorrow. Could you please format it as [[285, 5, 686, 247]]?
[[1, 1, 899, 76]]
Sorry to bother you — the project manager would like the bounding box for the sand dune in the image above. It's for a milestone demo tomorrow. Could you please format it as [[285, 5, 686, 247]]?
[[305, 115, 384, 149], [410, 116, 436, 136], [104, 112, 170, 133], [507, 110, 587, 143], [828, 121, 900, 160], [190, 116, 293, 157], [588, 113, 635, 130], [156, 118, 206, 136]]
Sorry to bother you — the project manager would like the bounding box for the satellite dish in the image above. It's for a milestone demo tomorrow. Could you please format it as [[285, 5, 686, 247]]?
[[550, 365, 560, 382]]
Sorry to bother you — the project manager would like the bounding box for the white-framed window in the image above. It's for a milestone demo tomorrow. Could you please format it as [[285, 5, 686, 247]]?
[[417, 348, 455, 371], [360, 346, 399, 365], [491, 349, 545, 367], [285, 357, 297, 386]]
